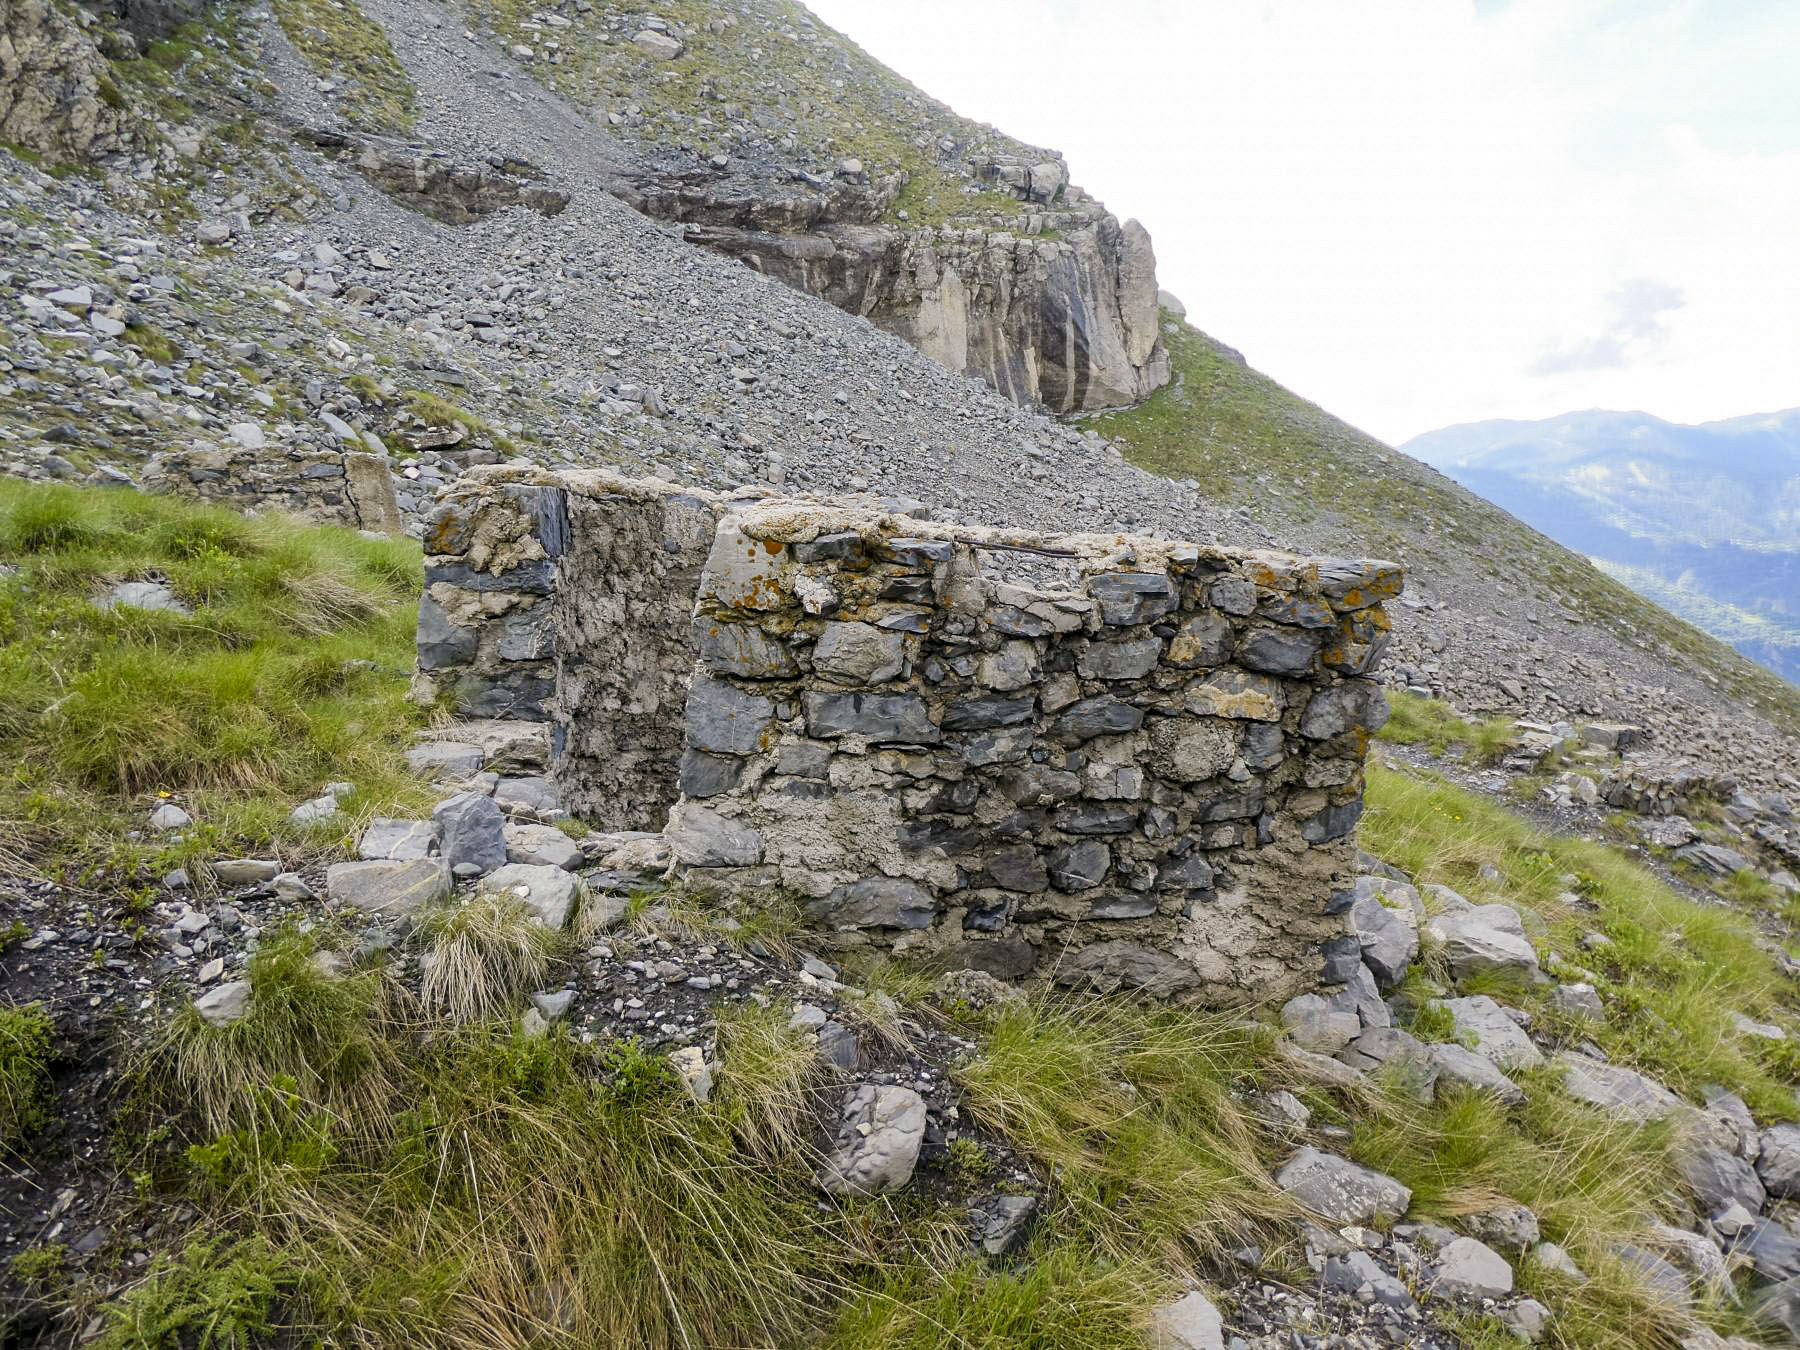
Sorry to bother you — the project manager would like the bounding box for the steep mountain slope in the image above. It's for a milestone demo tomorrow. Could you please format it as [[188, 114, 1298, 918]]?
[[1403, 409, 1800, 684], [0, 0, 1796, 797]]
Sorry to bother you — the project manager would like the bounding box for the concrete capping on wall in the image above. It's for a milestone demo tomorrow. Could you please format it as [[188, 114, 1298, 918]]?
[[412, 465, 1402, 1005]]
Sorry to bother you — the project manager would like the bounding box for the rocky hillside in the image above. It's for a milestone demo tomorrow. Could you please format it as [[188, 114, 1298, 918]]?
[[5, 0, 1800, 1346]]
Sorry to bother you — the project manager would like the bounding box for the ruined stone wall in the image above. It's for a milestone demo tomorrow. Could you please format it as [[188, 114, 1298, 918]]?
[[667, 502, 1400, 1005], [413, 467, 739, 831], [141, 444, 403, 535], [412, 467, 1402, 1005]]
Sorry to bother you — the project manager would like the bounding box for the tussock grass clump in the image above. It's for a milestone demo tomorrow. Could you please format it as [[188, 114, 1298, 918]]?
[[417, 893, 563, 1023], [713, 1001, 827, 1167], [401, 389, 518, 453], [956, 998, 1296, 1275], [0, 1000, 55, 1151], [156, 927, 403, 1137], [832, 1243, 1154, 1349], [0, 481, 426, 866], [1349, 1081, 1693, 1348]]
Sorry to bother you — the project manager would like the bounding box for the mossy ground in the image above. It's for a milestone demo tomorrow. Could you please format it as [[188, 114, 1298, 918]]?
[[0, 481, 429, 881], [0, 1003, 55, 1154]]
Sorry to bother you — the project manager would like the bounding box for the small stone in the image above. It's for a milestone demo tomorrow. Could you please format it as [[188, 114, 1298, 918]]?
[[192, 980, 251, 1027]]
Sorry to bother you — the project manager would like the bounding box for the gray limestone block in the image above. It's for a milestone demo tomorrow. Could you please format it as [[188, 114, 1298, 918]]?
[[1237, 627, 1322, 676], [481, 862, 581, 929], [432, 791, 508, 874], [1077, 635, 1163, 680], [357, 817, 439, 861], [405, 741, 485, 780], [679, 748, 744, 798], [811, 876, 936, 930], [425, 558, 557, 595], [1274, 1146, 1411, 1225], [818, 1084, 928, 1197], [1087, 570, 1177, 625], [665, 802, 765, 867], [1435, 995, 1544, 1071], [498, 606, 555, 662], [804, 691, 938, 743], [416, 593, 478, 670], [685, 674, 776, 755], [1300, 682, 1391, 740], [1052, 941, 1200, 997], [504, 822, 584, 871], [1148, 718, 1238, 782], [1428, 1041, 1526, 1106], [1677, 1141, 1766, 1217], [813, 620, 906, 683], [940, 694, 1037, 731], [1165, 612, 1233, 669], [1431, 1236, 1514, 1300], [326, 858, 452, 917], [1049, 839, 1112, 891], [1149, 1290, 1225, 1349], [1048, 696, 1143, 745], [979, 843, 1049, 892], [692, 616, 799, 678], [1555, 1051, 1683, 1121]]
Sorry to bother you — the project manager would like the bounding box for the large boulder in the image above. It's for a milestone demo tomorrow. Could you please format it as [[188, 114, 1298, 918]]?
[[1758, 1125, 1800, 1199]]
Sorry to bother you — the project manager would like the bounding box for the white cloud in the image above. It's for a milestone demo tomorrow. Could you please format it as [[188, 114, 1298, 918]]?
[[804, 0, 1800, 442]]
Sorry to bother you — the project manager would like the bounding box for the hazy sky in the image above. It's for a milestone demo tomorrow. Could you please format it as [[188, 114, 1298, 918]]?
[[805, 0, 1800, 445]]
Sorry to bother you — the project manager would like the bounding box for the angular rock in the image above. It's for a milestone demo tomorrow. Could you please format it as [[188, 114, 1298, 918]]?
[[665, 802, 765, 867], [1274, 1147, 1411, 1225], [1149, 1289, 1225, 1349], [405, 741, 485, 779], [480, 863, 580, 929], [432, 791, 507, 874], [326, 858, 452, 918], [192, 980, 251, 1028], [504, 822, 583, 871], [1349, 890, 1419, 988], [1678, 1140, 1766, 1216], [1436, 995, 1544, 1070], [1555, 1052, 1683, 1121], [357, 818, 437, 862], [1280, 993, 1361, 1054], [1431, 1236, 1514, 1300], [818, 1084, 927, 1197], [1427, 904, 1540, 979], [1757, 1124, 1800, 1199], [811, 876, 935, 930], [1428, 1041, 1527, 1106]]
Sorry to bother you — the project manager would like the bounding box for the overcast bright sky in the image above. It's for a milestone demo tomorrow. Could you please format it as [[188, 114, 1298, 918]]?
[[805, 0, 1800, 445]]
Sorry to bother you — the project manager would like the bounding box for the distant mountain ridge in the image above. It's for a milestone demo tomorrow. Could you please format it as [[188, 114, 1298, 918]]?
[[1403, 408, 1800, 684]]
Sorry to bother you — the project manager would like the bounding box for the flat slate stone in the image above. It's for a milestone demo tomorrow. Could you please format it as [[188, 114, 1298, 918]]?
[[326, 858, 452, 917], [1274, 1146, 1411, 1225]]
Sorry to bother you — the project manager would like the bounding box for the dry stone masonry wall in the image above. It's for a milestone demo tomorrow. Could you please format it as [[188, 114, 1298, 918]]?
[[414, 465, 1402, 1005]]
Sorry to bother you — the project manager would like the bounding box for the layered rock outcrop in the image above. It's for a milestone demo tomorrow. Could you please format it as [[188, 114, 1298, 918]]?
[[612, 171, 1169, 414], [413, 466, 1402, 1005], [0, 0, 131, 161]]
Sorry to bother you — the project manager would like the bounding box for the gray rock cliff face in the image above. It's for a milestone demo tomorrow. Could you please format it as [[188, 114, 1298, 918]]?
[[0, 0, 132, 162], [614, 173, 1170, 414]]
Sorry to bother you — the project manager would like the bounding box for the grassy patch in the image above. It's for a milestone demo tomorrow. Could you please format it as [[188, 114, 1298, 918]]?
[[1363, 762, 1800, 1121], [0, 481, 427, 872], [401, 389, 518, 453], [1379, 691, 1516, 765], [956, 999, 1295, 1274], [1349, 1080, 1710, 1348], [271, 0, 416, 133], [0, 1001, 55, 1152]]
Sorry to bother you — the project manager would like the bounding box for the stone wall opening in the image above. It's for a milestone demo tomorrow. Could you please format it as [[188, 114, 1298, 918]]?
[[414, 466, 1402, 1006]]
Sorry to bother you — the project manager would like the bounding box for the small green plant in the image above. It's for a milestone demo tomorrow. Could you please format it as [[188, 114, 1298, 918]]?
[[945, 1135, 993, 1181], [0, 1000, 55, 1151], [9, 1242, 68, 1290], [95, 1236, 297, 1349], [400, 389, 517, 452]]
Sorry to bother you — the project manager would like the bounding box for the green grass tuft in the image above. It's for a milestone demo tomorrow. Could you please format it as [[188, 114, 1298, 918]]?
[[416, 893, 564, 1024], [0, 1001, 55, 1152]]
